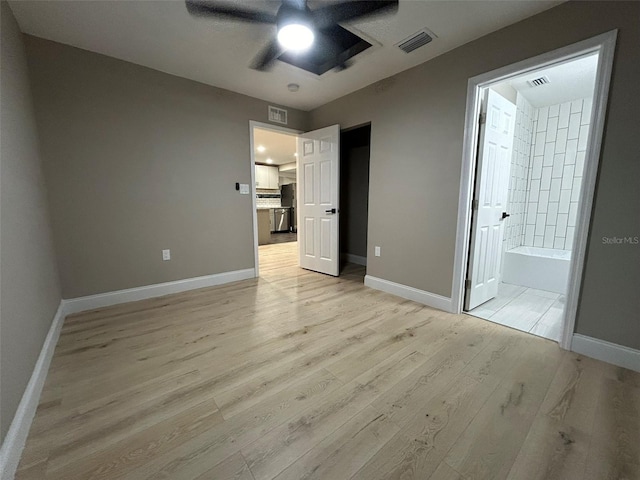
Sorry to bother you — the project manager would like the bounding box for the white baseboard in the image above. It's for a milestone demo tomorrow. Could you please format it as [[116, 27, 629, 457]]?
[[364, 275, 453, 313], [63, 268, 256, 315], [343, 253, 367, 266], [571, 334, 640, 372], [0, 302, 66, 480]]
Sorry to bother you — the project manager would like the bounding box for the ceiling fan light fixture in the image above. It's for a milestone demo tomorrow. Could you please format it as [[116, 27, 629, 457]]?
[[185, 0, 399, 71], [277, 23, 314, 52]]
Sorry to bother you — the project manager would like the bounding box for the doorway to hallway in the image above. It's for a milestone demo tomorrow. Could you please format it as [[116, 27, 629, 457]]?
[[340, 124, 371, 273]]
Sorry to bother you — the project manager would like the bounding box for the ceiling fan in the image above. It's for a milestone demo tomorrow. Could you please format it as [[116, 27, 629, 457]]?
[[185, 0, 399, 71]]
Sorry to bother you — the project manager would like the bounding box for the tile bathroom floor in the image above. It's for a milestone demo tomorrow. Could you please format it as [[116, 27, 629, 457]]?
[[467, 282, 565, 342]]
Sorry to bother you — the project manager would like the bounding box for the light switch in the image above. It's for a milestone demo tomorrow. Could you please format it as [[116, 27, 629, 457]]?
[[239, 183, 250, 194], [375, 246, 381, 257]]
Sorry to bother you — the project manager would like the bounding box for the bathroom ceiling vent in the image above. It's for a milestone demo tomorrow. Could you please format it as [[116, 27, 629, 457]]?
[[396, 28, 436, 53], [527, 76, 550, 87]]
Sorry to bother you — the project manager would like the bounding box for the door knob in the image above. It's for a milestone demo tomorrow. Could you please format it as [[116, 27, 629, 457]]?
[[501, 212, 511, 220], [325, 208, 337, 215]]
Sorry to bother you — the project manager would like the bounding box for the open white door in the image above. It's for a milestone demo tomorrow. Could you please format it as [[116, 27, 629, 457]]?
[[297, 124, 340, 276], [465, 89, 516, 310]]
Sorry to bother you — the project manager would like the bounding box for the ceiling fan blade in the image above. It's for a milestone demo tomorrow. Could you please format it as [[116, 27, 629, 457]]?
[[281, 0, 308, 10], [185, 0, 277, 24], [250, 39, 286, 71], [311, 1, 398, 29]]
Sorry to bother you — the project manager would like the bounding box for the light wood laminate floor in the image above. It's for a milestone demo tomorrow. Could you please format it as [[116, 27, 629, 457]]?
[[16, 242, 640, 480]]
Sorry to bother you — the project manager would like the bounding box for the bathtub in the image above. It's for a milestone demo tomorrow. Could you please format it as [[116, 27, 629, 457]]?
[[502, 246, 571, 295]]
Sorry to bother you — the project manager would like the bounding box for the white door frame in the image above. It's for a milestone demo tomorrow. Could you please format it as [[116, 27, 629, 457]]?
[[249, 121, 302, 277], [451, 30, 617, 350]]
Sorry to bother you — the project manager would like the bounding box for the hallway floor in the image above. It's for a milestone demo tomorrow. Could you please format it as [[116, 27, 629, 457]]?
[[266, 232, 297, 244], [467, 283, 565, 342]]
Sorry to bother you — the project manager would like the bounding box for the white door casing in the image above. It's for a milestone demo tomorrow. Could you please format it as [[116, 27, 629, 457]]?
[[465, 89, 516, 310], [297, 125, 340, 276]]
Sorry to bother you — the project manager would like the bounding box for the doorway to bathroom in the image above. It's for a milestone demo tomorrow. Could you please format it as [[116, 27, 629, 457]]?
[[453, 31, 616, 348]]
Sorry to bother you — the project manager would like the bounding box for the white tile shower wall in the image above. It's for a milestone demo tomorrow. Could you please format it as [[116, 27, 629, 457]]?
[[524, 98, 592, 250], [504, 93, 535, 251]]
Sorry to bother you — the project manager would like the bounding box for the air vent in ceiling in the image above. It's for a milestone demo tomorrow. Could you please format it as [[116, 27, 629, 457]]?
[[268, 106, 288, 125], [527, 76, 550, 87], [396, 28, 435, 53]]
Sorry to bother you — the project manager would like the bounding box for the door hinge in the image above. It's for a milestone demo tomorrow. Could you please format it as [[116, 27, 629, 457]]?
[[479, 112, 486, 125], [465, 279, 471, 289], [472, 199, 479, 211]]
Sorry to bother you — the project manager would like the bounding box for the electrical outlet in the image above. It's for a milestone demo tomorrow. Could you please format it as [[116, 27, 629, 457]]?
[[162, 249, 171, 261], [375, 246, 381, 257]]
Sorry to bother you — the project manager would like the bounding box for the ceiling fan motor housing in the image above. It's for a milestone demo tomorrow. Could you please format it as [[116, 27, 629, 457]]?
[[276, 4, 314, 31]]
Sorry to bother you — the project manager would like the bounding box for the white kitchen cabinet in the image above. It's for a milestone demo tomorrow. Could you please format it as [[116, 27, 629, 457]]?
[[255, 165, 279, 189], [267, 166, 279, 189], [255, 165, 268, 188]]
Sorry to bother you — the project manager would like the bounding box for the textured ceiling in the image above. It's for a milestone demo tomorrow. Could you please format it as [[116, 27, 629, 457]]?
[[254, 127, 298, 165], [9, 0, 563, 110], [507, 54, 598, 107]]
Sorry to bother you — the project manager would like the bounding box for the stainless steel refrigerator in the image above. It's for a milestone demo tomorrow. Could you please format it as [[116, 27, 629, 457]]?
[[280, 183, 296, 233]]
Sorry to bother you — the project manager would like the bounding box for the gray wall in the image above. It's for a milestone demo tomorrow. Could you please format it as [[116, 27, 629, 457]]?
[[24, 36, 309, 299], [0, 2, 62, 442], [310, 1, 640, 349]]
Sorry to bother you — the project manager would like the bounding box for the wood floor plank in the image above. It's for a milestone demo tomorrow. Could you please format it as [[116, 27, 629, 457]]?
[[459, 328, 529, 387], [428, 462, 465, 480], [351, 375, 496, 480], [213, 327, 379, 419], [605, 365, 640, 388], [13, 242, 639, 480], [506, 353, 606, 480], [324, 330, 424, 383], [583, 372, 640, 480], [14, 460, 47, 480], [443, 339, 564, 480], [15, 393, 62, 473], [271, 406, 399, 480], [119, 369, 343, 480], [193, 452, 255, 480], [506, 416, 591, 480], [46, 400, 224, 480], [25, 370, 210, 474], [241, 344, 429, 480], [370, 319, 495, 427]]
